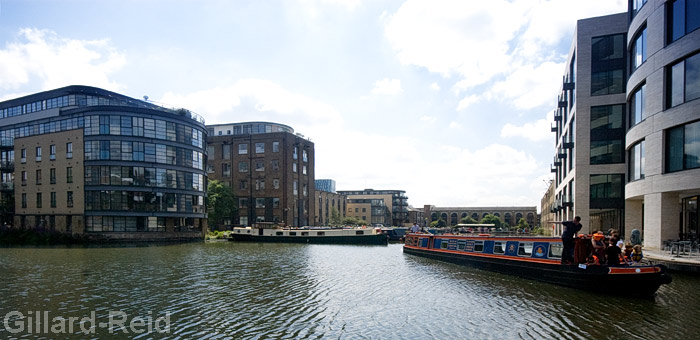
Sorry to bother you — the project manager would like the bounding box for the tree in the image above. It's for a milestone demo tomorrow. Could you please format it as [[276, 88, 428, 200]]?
[[517, 218, 530, 231], [479, 214, 502, 229], [342, 216, 367, 226], [460, 216, 478, 224], [430, 218, 446, 228], [330, 207, 341, 226], [206, 180, 236, 230]]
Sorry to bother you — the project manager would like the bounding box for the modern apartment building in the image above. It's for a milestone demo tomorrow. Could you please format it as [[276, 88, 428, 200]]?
[[549, 13, 629, 235], [337, 189, 409, 226], [0, 86, 208, 240], [624, 0, 700, 249], [425, 205, 538, 228], [315, 190, 346, 225], [315, 179, 336, 193], [206, 122, 315, 227]]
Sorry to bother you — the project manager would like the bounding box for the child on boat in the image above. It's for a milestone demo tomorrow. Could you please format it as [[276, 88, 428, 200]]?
[[630, 245, 644, 265]]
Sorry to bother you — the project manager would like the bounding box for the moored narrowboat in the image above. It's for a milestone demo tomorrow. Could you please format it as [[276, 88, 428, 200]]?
[[229, 226, 389, 245], [403, 233, 671, 297]]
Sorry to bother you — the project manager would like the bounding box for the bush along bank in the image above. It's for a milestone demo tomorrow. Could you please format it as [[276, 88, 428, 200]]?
[[0, 227, 87, 246]]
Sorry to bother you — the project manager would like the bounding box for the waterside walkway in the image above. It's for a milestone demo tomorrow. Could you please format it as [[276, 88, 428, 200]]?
[[645, 249, 700, 274]]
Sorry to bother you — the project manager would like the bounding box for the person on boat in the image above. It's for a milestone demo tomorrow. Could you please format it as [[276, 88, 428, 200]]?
[[591, 231, 607, 264], [605, 238, 623, 266], [551, 216, 582, 264], [623, 243, 634, 261], [410, 223, 420, 234], [586, 253, 600, 265], [630, 245, 644, 265]]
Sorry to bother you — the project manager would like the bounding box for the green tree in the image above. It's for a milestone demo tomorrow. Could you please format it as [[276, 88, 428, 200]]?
[[330, 207, 341, 226], [206, 180, 236, 230], [460, 216, 478, 224], [342, 217, 367, 226], [517, 218, 530, 231], [479, 214, 502, 229], [430, 218, 446, 228]]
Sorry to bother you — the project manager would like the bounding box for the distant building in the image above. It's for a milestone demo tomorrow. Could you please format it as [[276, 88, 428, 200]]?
[[337, 189, 409, 226], [0, 85, 207, 240], [205, 122, 315, 227], [315, 179, 336, 193], [424, 205, 537, 228], [315, 190, 346, 225], [540, 180, 556, 234], [407, 206, 425, 227]]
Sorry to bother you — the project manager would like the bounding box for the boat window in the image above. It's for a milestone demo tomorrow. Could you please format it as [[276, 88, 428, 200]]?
[[474, 241, 484, 252], [317, 232, 325, 236], [441, 240, 449, 249], [493, 241, 505, 254], [289, 232, 297, 236], [276, 232, 283, 236], [518, 242, 533, 256], [457, 240, 466, 250], [356, 231, 364, 235], [301, 232, 309, 236], [549, 243, 563, 258]]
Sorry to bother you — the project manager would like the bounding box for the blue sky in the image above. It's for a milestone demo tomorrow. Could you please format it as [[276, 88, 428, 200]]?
[[0, 0, 627, 210]]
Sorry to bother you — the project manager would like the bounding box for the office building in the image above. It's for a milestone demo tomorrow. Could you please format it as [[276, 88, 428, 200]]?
[[206, 122, 315, 227], [0, 85, 207, 240], [315, 179, 336, 193], [337, 189, 408, 226]]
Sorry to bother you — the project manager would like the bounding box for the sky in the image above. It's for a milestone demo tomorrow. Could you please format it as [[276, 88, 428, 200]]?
[[0, 0, 628, 210]]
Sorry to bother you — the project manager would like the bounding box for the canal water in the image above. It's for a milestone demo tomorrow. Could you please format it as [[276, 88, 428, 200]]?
[[0, 242, 698, 339]]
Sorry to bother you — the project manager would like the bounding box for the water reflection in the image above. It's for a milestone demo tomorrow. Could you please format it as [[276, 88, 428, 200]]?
[[0, 243, 697, 339]]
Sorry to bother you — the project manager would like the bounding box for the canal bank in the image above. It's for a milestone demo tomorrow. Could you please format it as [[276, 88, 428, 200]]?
[[645, 249, 700, 274]]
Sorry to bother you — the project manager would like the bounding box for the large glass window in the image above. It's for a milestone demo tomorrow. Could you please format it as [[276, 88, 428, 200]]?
[[632, 0, 647, 15], [590, 174, 624, 199], [666, 121, 700, 172], [590, 104, 624, 164], [667, 53, 700, 108], [629, 141, 645, 181], [591, 70, 625, 96], [631, 26, 647, 72], [630, 84, 646, 127], [238, 143, 248, 154], [222, 144, 230, 159], [668, 0, 700, 43], [592, 34, 624, 62], [591, 33, 625, 96]]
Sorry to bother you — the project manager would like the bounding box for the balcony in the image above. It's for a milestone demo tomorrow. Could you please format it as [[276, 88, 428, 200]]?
[[563, 135, 574, 149], [0, 138, 13, 149], [0, 182, 13, 191], [563, 75, 575, 91], [550, 165, 557, 173], [553, 156, 561, 166], [0, 160, 14, 171], [554, 112, 562, 121], [557, 148, 566, 159], [551, 123, 557, 133], [562, 194, 573, 208]]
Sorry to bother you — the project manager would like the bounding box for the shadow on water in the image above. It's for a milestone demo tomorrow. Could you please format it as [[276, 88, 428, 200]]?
[[0, 242, 697, 339]]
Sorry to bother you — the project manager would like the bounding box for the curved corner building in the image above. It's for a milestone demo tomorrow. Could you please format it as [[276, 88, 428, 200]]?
[[0, 85, 207, 241], [625, 0, 700, 249]]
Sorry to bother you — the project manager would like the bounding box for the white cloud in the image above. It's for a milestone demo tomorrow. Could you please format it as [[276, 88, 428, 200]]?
[[370, 78, 402, 95], [449, 121, 461, 129], [488, 61, 564, 110], [430, 82, 440, 91], [500, 110, 555, 142], [456, 94, 480, 111], [0, 28, 125, 92], [420, 115, 436, 123]]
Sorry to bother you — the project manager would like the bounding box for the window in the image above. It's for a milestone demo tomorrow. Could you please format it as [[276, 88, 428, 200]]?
[[667, 53, 700, 108], [239, 198, 249, 208], [256, 198, 265, 208], [273, 198, 280, 208], [590, 174, 624, 199], [239, 180, 248, 190], [474, 240, 484, 252], [50, 192, 56, 208], [294, 180, 298, 195], [666, 121, 700, 172], [66, 142, 73, 159], [590, 104, 625, 164], [629, 141, 645, 181], [222, 163, 231, 176], [631, 26, 647, 72], [271, 160, 279, 171], [303, 149, 308, 162], [255, 179, 265, 190], [67, 191, 73, 208], [21, 193, 27, 208], [293, 163, 297, 173], [238, 143, 248, 154], [293, 147, 298, 160], [273, 179, 280, 189], [303, 165, 307, 175], [591, 70, 625, 96], [50, 168, 56, 184], [630, 84, 646, 127], [20, 149, 26, 163], [36, 193, 42, 208], [493, 242, 505, 254], [238, 161, 248, 172], [21, 171, 27, 186], [667, 0, 700, 43], [518, 242, 533, 256], [35, 146, 42, 161], [222, 144, 231, 159], [255, 142, 265, 153], [272, 141, 279, 152], [36, 169, 41, 185], [49, 144, 56, 160], [255, 161, 265, 172], [549, 243, 563, 258], [632, 0, 647, 16], [206, 145, 215, 159], [66, 167, 73, 183], [592, 34, 625, 62]]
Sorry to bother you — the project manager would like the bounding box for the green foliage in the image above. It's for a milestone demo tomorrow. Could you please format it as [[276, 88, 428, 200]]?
[[0, 227, 86, 245], [517, 218, 530, 230], [206, 230, 231, 240], [341, 216, 368, 226], [430, 218, 446, 228], [479, 214, 502, 228], [330, 207, 342, 226], [206, 180, 237, 230], [460, 216, 478, 224]]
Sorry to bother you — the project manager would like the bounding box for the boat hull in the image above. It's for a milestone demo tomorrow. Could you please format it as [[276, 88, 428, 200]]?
[[230, 233, 388, 245], [404, 245, 671, 297]]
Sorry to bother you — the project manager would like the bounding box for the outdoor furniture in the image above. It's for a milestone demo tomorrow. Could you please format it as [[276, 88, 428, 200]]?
[[671, 241, 692, 257]]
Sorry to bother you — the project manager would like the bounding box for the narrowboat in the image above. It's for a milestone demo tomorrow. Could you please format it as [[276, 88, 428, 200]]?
[[228, 226, 388, 245], [403, 233, 672, 297]]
